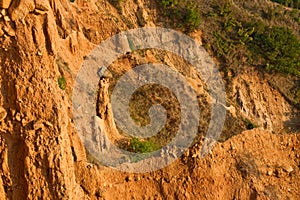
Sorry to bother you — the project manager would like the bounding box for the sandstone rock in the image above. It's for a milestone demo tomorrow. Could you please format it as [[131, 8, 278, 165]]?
[[34, 9, 47, 15], [69, 31, 78, 54], [97, 78, 110, 119], [44, 121, 53, 127], [33, 120, 44, 130], [0, 0, 12, 9], [9, 0, 35, 21], [3, 25, 15, 36], [44, 14, 57, 54], [0, 107, 7, 121], [34, 0, 50, 12]]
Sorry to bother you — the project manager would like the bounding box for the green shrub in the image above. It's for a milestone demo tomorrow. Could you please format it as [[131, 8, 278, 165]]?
[[184, 5, 201, 32], [58, 76, 67, 90], [161, 0, 178, 7], [128, 138, 158, 153], [248, 26, 300, 76]]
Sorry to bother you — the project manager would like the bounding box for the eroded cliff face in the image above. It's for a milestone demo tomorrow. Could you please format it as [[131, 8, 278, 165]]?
[[0, 0, 155, 198], [0, 0, 88, 198], [0, 0, 299, 199]]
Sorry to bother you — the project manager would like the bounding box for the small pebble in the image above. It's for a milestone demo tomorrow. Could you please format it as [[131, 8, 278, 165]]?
[[15, 113, 21, 121], [284, 166, 293, 173], [267, 170, 273, 176], [1, 9, 6, 16], [3, 16, 10, 21]]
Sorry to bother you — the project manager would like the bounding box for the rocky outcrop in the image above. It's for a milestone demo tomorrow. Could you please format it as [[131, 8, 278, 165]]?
[[9, 0, 34, 21], [0, 0, 11, 9], [231, 71, 293, 133]]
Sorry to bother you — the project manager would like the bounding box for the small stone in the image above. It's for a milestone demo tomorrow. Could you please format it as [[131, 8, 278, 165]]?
[[44, 121, 53, 127], [230, 143, 235, 150], [134, 176, 140, 181], [10, 109, 15, 116], [33, 120, 44, 130], [267, 170, 273, 176], [15, 113, 21, 121], [87, 163, 93, 169], [21, 118, 28, 126], [34, 9, 47, 15], [284, 166, 293, 173], [37, 51, 42, 56], [192, 153, 198, 158], [3, 15, 10, 21], [1, 9, 6, 16], [3, 25, 15, 36]]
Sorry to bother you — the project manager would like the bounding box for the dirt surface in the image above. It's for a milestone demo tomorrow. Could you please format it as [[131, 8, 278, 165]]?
[[0, 0, 299, 199]]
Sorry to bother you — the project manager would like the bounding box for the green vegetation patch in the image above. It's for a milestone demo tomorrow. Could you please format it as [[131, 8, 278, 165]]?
[[207, 2, 300, 77], [128, 137, 159, 153], [243, 118, 258, 130], [159, 0, 201, 32], [58, 76, 67, 90], [248, 25, 300, 76]]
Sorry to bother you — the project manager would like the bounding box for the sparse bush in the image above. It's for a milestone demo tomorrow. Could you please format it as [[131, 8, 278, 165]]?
[[58, 76, 67, 90], [243, 119, 257, 130], [128, 138, 158, 153], [161, 0, 178, 7], [184, 4, 201, 32], [159, 0, 201, 32]]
